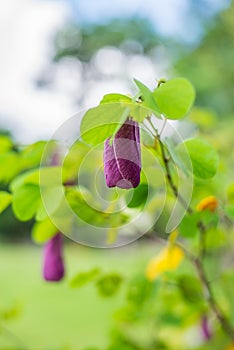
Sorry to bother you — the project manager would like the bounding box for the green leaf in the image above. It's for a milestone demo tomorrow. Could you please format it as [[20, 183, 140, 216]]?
[[179, 212, 200, 237], [80, 103, 130, 145], [102, 92, 155, 122], [80, 99, 154, 145], [127, 275, 155, 305], [188, 107, 217, 130], [100, 93, 132, 104], [96, 273, 123, 297], [129, 103, 151, 123], [205, 228, 226, 249], [37, 166, 63, 187], [10, 166, 63, 191], [199, 210, 219, 227], [153, 78, 195, 119], [12, 184, 41, 221], [0, 152, 21, 183], [0, 191, 12, 214], [0, 135, 13, 154], [177, 275, 203, 304], [114, 304, 143, 324], [134, 79, 160, 115], [36, 185, 65, 221], [62, 141, 91, 180], [20, 141, 46, 167], [32, 217, 58, 243], [126, 183, 149, 208], [177, 138, 219, 179], [66, 186, 129, 228], [160, 312, 183, 326], [65, 187, 102, 225], [10, 169, 38, 192], [69, 268, 101, 288]]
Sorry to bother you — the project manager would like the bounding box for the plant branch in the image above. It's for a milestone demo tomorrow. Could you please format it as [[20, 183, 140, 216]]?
[[194, 258, 234, 341], [151, 120, 234, 341]]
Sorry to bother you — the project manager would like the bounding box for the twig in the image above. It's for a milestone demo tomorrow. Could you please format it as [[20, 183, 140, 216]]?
[[149, 117, 234, 341], [159, 117, 168, 137], [149, 115, 207, 257], [194, 258, 234, 341]]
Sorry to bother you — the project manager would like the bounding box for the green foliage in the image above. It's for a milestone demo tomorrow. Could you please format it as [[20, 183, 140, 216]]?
[[96, 273, 123, 297], [12, 184, 41, 221], [0, 191, 12, 214], [126, 275, 154, 305], [134, 79, 160, 115], [100, 94, 132, 104], [126, 184, 149, 208], [225, 204, 234, 221], [0, 135, 13, 153], [69, 269, 123, 298], [0, 152, 21, 183], [177, 275, 203, 304], [80, 104, 130, 145], [36, 186, 64, 221], [153, 78, 195, 119], [81, 77, 196, 146], [175, 2, 234, 115], [70, 268, 101, 288], [1, 73, 234, 350], [32, 217, 57, 243], [177, 138, 219, 179], [179, 212, 200, 237], [54, 18, 159, 62], [163, 137, 189, 175]]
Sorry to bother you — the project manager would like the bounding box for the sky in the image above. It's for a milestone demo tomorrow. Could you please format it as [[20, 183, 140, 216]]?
[[70, 0, 190, 38], [69, 0, 229, 41], [0, 0, 230, 143], [0, 0, 72, 142]]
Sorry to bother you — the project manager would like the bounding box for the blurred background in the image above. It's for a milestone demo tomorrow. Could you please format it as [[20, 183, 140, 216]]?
[[1, 0, 234, 349]]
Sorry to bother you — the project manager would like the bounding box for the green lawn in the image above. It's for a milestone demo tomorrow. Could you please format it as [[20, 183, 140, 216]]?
[[0, 242, 157, 350]]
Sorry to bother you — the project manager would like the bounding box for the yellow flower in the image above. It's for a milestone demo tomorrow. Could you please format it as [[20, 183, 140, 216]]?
[[196, 195, 218, 212], [146, 245, 184, 281]]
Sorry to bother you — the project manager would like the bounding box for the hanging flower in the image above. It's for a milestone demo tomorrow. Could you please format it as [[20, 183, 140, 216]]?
[[43, 233, 65, 282], [103, 118, 141, 189], [196, 195, 218, 212]]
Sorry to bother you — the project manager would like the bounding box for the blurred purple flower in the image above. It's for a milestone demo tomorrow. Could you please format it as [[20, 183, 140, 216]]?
[[43, 233, 65, 282], [104, 118, 141, 189], [201, 315, 212, 341]]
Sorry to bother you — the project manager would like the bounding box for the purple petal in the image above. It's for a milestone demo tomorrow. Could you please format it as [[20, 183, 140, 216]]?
[[104, 119, 141, 189], [201, 315, 212, 341], [43, 233, 65, 282]]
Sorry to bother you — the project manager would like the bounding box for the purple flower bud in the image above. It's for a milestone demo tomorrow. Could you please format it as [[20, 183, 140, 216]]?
[[201, 315, 212, 341], [43, 233, 65, 282], [104, 118, 141, 189]]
